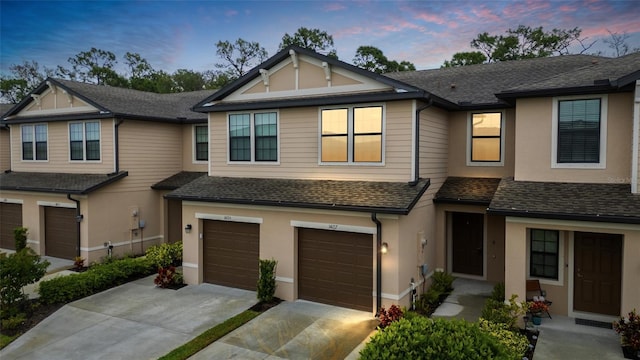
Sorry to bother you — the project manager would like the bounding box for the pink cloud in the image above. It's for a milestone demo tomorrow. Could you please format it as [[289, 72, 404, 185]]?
[[558, 4, 577, 12], [225, 9, 238, 17], [414, 11, 447, 25], [324, 2, 346, 12]]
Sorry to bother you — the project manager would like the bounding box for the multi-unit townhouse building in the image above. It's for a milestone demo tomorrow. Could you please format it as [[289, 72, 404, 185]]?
[[1, 46, 638, 323]]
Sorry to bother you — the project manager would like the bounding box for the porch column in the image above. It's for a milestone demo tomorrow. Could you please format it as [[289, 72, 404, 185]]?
[[504, 219, 527, 302]]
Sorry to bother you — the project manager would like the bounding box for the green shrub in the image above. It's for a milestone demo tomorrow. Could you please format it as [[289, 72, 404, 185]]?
[[0, 248, 49, 319], [257, 259, 277, 303], [38, 256, 154, 304], [1, 313, 26, 331], [478, 318, 529, 359], [13, 227, 28, 251], [430, 270, 454, 293], [146, 241, 183, 268], [360, 317, 510, 360], [481, 294, 527, 329], [491, 282, 505, 302]]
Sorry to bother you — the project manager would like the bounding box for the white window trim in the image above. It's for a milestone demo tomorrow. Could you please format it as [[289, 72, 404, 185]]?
[[226, 110, 280, 165], [526, 228, 564, 286], [20, 123, 48, 162], [192, 124, 208, 164], [551, 94, 607, 169], [318, 103, 386, 166], [466, 110, 505, 167], [68, 121, 102, 162]]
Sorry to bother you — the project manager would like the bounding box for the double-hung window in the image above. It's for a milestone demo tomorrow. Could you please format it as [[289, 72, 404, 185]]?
[[70, 121, 100, 161], [228, 111, 278, 162], [21, 124, 48, 161], [468, 112, 503, 165], [194, 125, 208, 161], [529, 229, 559, 280], [552, 96, 607, 168], [320, 105, 383, 163]]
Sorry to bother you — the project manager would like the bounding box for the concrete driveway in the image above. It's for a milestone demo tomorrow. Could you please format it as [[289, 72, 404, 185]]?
[[0, 275, 256, 360], [191, 300, 378, 360]]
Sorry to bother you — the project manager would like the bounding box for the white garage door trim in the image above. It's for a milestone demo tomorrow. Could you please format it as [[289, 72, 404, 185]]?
[[196, 212, 262, 224], [290, 220, 376, 234]]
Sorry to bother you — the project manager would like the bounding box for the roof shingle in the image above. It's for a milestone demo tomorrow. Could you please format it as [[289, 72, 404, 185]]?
[[434, 177, 501, 205], [151, 171, 207, 190], [167, 176, 430, 215], [487, 178, 640, 224], [0, 171, 128, 194]]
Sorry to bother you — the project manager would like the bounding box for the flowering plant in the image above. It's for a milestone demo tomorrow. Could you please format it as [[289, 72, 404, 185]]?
[[527, 301, 548, 315], [613, 309, 640, 350]]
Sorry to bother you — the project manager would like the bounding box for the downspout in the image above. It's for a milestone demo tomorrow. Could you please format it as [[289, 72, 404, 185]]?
[[67, 194, 82, 257], [114, 119, 124, 173], [371, 213, 382, 317], [631, 80, 639, 194], [409, 97, 433, 186]]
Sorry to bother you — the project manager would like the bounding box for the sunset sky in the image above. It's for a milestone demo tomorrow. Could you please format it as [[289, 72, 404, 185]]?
[[1, 0, 639, 76]]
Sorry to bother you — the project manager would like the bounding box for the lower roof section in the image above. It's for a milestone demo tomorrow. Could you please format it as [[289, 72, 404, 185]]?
[[487, 177, 640, 224], [433, 177, 501, 206], [151, 171, 207, 190], [166, 176, 430, 215], [0, 171, 128, 194]]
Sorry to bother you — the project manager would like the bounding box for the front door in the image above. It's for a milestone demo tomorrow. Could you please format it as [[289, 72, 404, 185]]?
[[451, 212, 484, 276], [574, 232, 622, 316]]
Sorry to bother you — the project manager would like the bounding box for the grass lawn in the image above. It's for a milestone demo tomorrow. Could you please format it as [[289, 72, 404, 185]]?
[[0, 333, 19, 349], [159, 309, 261, 360]]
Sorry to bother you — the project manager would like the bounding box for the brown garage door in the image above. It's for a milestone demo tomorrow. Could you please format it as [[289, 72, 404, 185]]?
[[0, 203, 22, 250], [45, 207, 77, 260], [298, 228, 373, 311], [203, 220, 259, 290]]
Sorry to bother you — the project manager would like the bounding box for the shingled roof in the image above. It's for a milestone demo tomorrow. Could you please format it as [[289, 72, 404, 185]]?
[[3, 78, 211, 123], [434, 177, 501, 206], [0, 171, 128, 194], [385, 55, 604, 108], [487, 178, 640, 224], [166, 176, 430, 215], [151, 171, 207, 190]]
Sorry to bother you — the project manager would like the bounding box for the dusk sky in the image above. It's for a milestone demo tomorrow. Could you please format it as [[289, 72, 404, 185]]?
[[1, 0, 639, 77]]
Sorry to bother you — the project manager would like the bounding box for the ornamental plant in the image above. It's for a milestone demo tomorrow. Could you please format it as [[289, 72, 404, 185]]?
[[613, 309, 640, 350], [527, 301, 548, 315], [257, 258, 277, 303], [378, 305, 404, 329]]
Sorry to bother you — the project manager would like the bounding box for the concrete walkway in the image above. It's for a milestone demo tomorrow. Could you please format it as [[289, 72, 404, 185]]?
[[432, 278, 623, 359]]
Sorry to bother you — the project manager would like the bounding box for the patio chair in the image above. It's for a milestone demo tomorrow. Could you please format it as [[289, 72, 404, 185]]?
[[526, 279, 552, 319]]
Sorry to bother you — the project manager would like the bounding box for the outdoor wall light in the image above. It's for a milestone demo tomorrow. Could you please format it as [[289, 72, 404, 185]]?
[[185, 224, 192, 233], [381, 242, 389, 254]]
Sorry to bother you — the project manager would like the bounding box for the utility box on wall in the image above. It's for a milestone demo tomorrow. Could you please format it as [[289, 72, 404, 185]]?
[[128, 206, 139, 230]]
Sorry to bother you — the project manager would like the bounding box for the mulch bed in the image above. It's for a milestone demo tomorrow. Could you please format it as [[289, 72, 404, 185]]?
[[1, 300, 64, 338], [249, 298, 283, 312], [521, 327, 539, 360]]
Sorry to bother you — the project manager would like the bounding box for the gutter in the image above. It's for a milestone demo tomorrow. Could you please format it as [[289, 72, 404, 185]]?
[[486, 208, 640, 225], [67, 194, 82, 258], [114, 119, 124, 173], [409, 97, 433, 186], [371, 213, 382, 317]]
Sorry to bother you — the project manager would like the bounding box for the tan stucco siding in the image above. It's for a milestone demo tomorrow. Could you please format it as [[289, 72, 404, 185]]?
[[11, 119, 114, 173], [209, 100, 414, 181], [181, 124, 207, 172], [181, 202, 420, 312], [115, 120, 182, 192], [504, 217, 640, 318], [514, 93, 633, 182], [448, 109, 515, 178], [0, 129, 10, 171]]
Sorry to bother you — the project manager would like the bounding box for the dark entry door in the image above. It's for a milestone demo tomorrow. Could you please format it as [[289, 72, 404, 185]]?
[[452, 212, 484, 276], [166, 199, 182, 244], [574, 232, 622, 316]]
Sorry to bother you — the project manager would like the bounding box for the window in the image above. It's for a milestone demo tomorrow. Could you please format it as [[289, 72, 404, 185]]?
[[530, 229, 559, 280], [321, 105, 383, 163], [21, 124, 47, 161], [229, 111, 278, 162], [194, 125, 208, 161], [557, 99, 600, 163], [69, 121, 100, 161], [469, 112, 503, 163]]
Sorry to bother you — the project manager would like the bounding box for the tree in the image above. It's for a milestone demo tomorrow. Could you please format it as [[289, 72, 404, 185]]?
[[0, 60, 53, 103], [603, 30, 639, 57], [443, 25, 590, 67], [353, 46, 416, 73], [442, 51, 487, 68], [215, 38, 268, 79], [201, 70, 233, 89], [279, 27, 337, 58], [172, 69, 205, 92], [60, 47, 126, 85]]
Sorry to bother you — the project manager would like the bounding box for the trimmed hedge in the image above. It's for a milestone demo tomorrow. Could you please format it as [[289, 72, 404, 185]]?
[[360, 317, 511, 360], [38, 256, 155, 304]]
